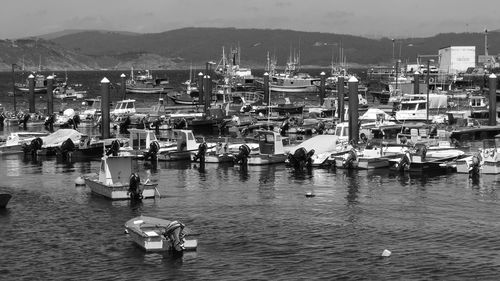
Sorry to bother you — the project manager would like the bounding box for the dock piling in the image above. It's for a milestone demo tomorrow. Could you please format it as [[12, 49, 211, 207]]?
[[413, 71, 420, 95], [46, 75, 54, 115], [101, 77, 110, 139], [338, 76, 345, 122], [263, 72, 270, 106], [489, 74, 498, 126], [120, 73, 126, 100], [348, 76, 359, 144], [198, 72, 204, 105], [320, 72, 325, 106], [28, 74, 35, 113]]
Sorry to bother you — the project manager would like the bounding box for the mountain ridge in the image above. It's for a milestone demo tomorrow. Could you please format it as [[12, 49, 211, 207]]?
[[0, 27, 498, 71]]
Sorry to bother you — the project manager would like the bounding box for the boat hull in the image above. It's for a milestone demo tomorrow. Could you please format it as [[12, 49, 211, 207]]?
[[335, 157, 389, 169], [269, 85, 318, 93], [247, 154, 287, 165], [85, 178, 156, 200], [0, 194, 12, 208]]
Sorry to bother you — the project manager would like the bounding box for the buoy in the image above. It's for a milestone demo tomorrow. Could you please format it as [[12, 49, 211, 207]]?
[[124, 229, 129, 234], [74, 176, 85, 186], [381, 249, 391, 257], [305, 192, 315, 198]]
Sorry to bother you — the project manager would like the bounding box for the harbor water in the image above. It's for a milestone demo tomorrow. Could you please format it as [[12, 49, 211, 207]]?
[[1, 154, 500, 280], [1, 70, 500, 280]]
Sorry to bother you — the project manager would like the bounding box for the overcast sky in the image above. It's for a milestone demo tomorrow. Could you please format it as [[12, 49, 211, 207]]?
[[1, 0, 498, 39]]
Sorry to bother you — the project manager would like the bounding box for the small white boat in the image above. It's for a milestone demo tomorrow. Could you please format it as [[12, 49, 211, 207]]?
[[0, 132, 48, 154], [457, 139, 500, 174], [53, 85, 87, 100], [84, 155, 158, 200], [241, 130, 288, 165], [334, 146, 391, 169], [287, 135, 345, 167], [124, 216, 197, 252]]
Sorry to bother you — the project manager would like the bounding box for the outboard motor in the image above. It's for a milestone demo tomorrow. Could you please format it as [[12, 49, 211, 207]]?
[[164, 220, 186, 252], [234, 144, 251, 165], [288, 147, 312, 170], [174, 118, 187, 129], [395, 150, 412, 172], [342, 149, 357, 169], [106, 139, 121, 156], [144, 140, 160, 162], [280, 119, 290, 136], [44, 114, 55, 132], [193, 142, 208, 163], [469, 152, 482, 177], [415, 145, 427, 161], [72, 115, 81, 130], [0, 113, 5, 130], [128, 173, 143, 200], [60, 138, 75, 161], [23, 137, 43, 157], [119, 116, 131, 134], [20, 113, 30, 130]]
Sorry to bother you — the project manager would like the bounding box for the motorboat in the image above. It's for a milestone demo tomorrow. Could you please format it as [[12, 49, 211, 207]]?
[[456, 139, 500, 174], [158, 130, 200, 161], [84, 155, 158, 200], [287, 135, 345, 167], [111, 99, 136, 116], [0, 193, 12, 208], [234, 130, 288, 165], [389, 142, 465, 172], [53, 85, 87, 100], [334, 145, 393, 170], [0, 132, 48, 154], [126, 69, 172, 94], [124, 216, 197, 252]]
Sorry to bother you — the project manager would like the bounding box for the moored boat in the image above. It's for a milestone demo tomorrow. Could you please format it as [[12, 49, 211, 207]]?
[[84, 155, 158, 200], [124, 216, 197, 252]]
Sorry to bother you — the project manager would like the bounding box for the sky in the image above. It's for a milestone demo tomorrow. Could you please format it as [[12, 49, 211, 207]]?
[[1, 0, 498, 39]]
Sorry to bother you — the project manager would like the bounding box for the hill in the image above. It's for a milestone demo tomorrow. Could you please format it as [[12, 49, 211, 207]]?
[[0, 27, 499, 71]]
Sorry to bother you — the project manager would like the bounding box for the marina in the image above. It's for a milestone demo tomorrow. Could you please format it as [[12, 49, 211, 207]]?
[[1, 2, 500, 278]]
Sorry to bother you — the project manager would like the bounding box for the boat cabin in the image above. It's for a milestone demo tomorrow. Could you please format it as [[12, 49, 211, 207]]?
[[128, 129, 158, 151], [98, 156, 133, 186], [111, 99, 136, 116], [255, 130, 285, 155]]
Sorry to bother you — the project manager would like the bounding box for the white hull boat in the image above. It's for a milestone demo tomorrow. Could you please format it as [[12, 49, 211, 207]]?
[[124, 216, 197, 252]]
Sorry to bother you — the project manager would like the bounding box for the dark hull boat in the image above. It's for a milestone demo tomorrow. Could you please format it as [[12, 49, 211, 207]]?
[[0, 194, 12, 208]]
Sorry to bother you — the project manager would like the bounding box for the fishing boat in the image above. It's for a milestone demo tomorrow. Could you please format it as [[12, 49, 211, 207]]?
[[111, 99, 136, 116], [158, 130, 199, 161], [53, 84, 87, 100], [124, 216, 197, 252], [84, 155, 158, 200], [238, 130, 288, 165], [15, 73, 47, 93], [334, 146, 392, 170], [0, 193, 12, 208], [389, 142, 465, 172], [126, 69, 172, 94]]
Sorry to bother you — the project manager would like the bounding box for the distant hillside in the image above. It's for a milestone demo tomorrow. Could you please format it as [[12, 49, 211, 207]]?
[[0, 27, 499, 71], [30, 29, 141, 41]]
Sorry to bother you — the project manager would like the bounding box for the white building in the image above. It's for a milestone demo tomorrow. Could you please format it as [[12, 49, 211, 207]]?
[[438, 46, 476, 74]]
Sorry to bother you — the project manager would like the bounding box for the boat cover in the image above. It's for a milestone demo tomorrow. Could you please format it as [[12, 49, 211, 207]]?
[[42, 129, 83, 148], [290, 135, 340, 154]]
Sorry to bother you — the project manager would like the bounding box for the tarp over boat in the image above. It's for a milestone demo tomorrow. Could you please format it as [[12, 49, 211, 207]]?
[[288, 135, 340, 154], [42, 129, 84, 148]]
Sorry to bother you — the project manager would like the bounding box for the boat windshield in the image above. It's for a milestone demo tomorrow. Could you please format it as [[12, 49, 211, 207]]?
[[335, 126, 348, 137]]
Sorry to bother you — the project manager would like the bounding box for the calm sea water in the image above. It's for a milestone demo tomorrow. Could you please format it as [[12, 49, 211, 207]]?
[[1, 154, 500, 280], [1, 71, 500, 280]]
